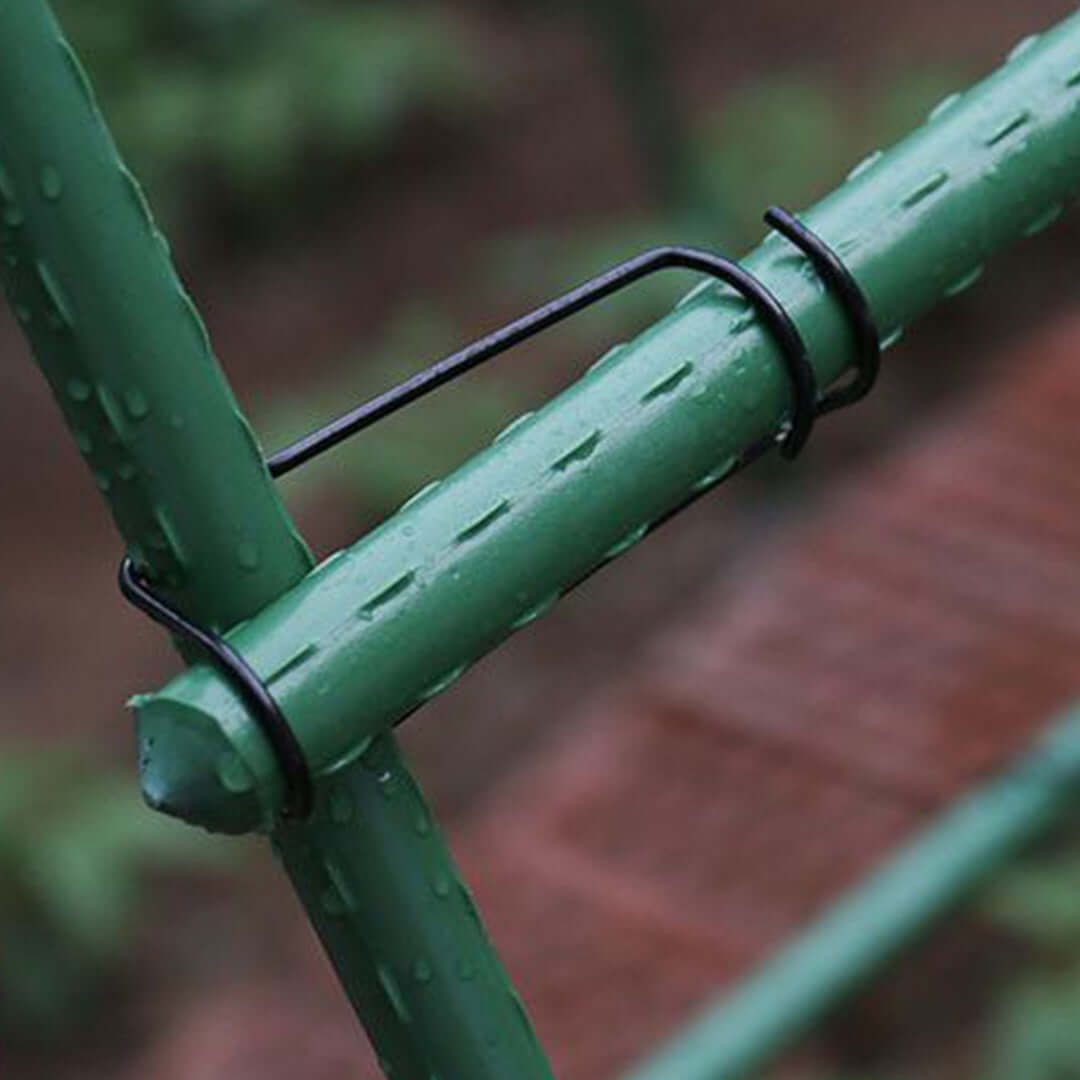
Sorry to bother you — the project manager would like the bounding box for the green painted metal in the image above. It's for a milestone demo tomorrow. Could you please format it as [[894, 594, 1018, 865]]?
[[135, 11, 1080, 832], [0, 7, 556, 1080], [0, 1, 311, 631], [277, 734, 554, 1080], [620, 706, 1080, 1080]]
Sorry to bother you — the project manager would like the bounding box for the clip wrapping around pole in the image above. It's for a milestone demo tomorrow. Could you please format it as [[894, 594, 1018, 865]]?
[[266, 239, 824, 475], [764, 206, 881, 414], [119, 557, 313, 819], [122, 210, 877, 825]]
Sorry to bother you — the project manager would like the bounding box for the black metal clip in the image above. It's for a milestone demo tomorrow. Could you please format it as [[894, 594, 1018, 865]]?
[[121, 207, 880, 822]]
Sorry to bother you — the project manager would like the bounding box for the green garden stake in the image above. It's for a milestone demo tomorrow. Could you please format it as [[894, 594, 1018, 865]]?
[[622, 705, 1080, 1080], [4, 3, 1080, 1080], [0, 6, 554, 1079], [0, 4, 311, 632], [135, 13, 1080, 829]]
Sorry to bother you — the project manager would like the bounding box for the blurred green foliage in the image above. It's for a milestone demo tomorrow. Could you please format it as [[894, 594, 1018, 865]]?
[[17, 9, 1029, 1067], [258, 305, 527, 518], [0, 748, 231, 1043], [54, 0, 484, 233], [254, 62, 976, 517], [978, 842, 1080, 1080], [48, 0, 977, 519], [698, 67, 972, 248]]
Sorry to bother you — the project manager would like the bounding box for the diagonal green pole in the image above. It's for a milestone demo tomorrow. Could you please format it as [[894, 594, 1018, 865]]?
[[619, 706, 1080, 1080], [134, 12, 1080, 831], [0, 6, 555, 1079], [0, 7, 310, 631]]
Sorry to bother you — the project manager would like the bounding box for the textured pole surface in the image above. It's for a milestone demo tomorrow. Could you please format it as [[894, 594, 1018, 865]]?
[[0, 8, 556, 1080], [136, 12, 1080, 832], [620, 706, 1080, 1080], [0, 2, 311, 629], [277, 734, 554, 1080]]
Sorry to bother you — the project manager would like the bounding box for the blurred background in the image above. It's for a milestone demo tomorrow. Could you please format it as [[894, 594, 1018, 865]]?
[[2, 0, 1080, 1077]]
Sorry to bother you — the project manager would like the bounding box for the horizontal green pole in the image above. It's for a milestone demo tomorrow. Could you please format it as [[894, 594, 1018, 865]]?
[[0, 8, 557, 1080], [134, 10, 1080, 833], [0, 1, 311, 629], [619, 706, 1080, 1080]]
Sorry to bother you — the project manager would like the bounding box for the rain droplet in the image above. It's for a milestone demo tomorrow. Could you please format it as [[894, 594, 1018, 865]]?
[[412, 958, 432, 984], [320, 885, 347, 916], [880, 327, 904, 350], [456, 959, 476, 982], [377, 966, 411, 1023], [928, 93, 962, 123], [39, 165, 63, 202], [123, 388, 149, 419], [1007, 33, 1040, 62], [945, 265, 984, 297], [36, 260, 74, 329], [236, 541, 260, 571], [66, 378, 91, 402], [432, 874, 451, 899], [494, 411, 536, 443], [398, 479, 441, 513], [216, 751, 254, 793], [847, 150, 882, 182]]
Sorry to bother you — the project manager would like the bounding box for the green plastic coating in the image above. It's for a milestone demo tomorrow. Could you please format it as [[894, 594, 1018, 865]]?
[[276, 734, 554, 1080], [0, 1, 312, 630], [619, 706, 1080, 1080], [135, 12, 1080, 832], [0, 8, 557, 1080]]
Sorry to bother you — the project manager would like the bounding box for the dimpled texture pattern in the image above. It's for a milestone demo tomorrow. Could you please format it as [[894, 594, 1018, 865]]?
[[448, 318, 1080, 1080], [135, 9, 1080, 821], [0, 8, 555, 1079], [0, 2, 312, 630]]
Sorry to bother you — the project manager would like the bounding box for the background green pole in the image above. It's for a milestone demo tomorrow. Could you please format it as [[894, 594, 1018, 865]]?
[[619, 707, 1080, 1080], [0, 6, 556, 1079], [135, 11, 1080, 831]]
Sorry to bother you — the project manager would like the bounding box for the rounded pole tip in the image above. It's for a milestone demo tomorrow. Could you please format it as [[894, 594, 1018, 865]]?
[[135, 697, 276, 835]]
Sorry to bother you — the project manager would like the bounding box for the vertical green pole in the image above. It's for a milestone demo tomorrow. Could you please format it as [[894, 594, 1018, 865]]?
[[277, 735, 552, 1079], [0, 6, 555, 1079]]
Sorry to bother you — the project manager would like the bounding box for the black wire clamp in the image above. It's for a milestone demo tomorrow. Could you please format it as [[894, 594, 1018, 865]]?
[[120, 207, 880, 822]]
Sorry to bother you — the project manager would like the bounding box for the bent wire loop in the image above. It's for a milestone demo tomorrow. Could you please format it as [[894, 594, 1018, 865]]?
[[119, 557, 314, 819], [119, 206, 881, 822]]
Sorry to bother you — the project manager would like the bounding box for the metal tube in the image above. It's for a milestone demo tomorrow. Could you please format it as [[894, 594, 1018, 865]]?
[[619, 706, 1080, 1080], [277, 734, 556, 1080], [0, 1, 311, 629], [0, 7, 556, 1079], [135, 12, 1080, 831]]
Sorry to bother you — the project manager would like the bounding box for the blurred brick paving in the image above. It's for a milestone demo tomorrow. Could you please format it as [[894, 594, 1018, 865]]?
[[448, 315, 1080, 1080]]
